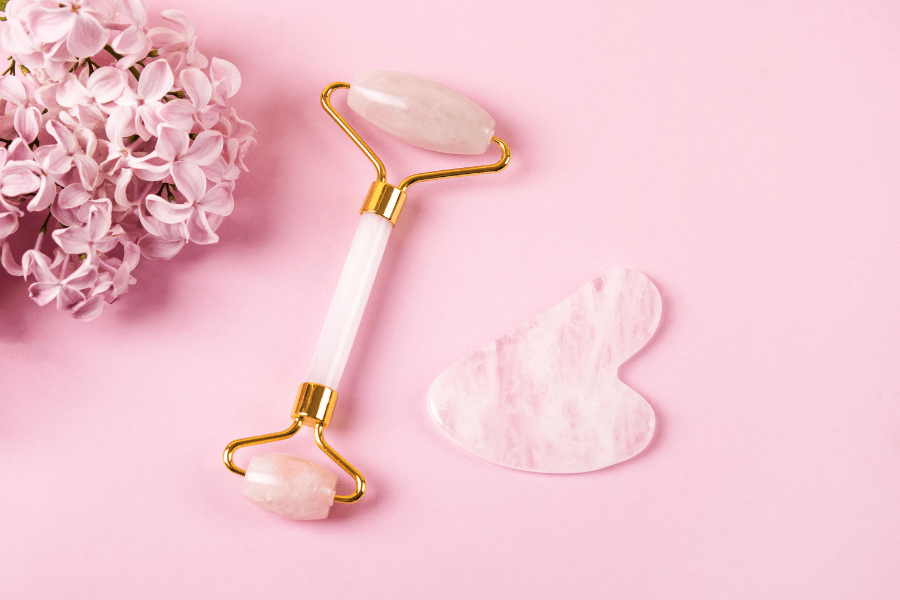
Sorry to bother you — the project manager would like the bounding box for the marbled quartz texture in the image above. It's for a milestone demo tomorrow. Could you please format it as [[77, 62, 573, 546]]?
[[428, 268, 662, 473], [348, 70, 495, 154], [242, 454, 337, 520]]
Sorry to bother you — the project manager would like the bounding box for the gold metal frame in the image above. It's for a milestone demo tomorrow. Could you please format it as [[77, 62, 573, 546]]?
[[223, 383, 366, 504], [223, 80, 511, 508], [321, 82, 511, 225]]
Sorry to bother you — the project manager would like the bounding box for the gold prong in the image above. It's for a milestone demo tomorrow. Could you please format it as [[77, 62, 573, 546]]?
[[398, 137, 511, 191], [321, 82, 386, 183], [314, 423, 366, 503], [223, 418, 302, 476]]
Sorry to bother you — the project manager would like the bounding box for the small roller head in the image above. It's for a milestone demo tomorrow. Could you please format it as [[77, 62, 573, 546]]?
[[348, 70, 496, 155], [242, 453, 337, 520]]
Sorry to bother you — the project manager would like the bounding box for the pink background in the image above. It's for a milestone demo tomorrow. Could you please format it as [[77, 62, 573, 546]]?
[[2, 1, 899, 598]]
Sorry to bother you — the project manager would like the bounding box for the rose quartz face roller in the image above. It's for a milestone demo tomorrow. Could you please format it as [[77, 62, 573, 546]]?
[[223, 71, 510, 520]]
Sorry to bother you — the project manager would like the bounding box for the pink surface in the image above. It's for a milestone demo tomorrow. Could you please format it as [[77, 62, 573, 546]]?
[[1, 0, 899, 598]]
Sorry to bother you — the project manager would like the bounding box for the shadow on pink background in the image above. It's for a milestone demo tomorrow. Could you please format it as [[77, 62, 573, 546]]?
[[1, 1, 898, 598]]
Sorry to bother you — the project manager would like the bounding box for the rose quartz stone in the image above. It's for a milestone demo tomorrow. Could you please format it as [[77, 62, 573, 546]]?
[[427, 268, 662, 473], [348, 70, 495, 155], [242, 453, 337, 520]]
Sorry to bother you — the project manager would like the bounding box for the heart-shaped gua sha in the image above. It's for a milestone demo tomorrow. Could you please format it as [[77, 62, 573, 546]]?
[[427, 268, 662, 473]]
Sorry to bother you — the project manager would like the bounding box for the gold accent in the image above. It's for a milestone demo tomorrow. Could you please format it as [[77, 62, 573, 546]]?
[[360, 181, 407, 225], [223, 383, 366, 504], [320, 81, 511, 226], [321, 82, 386, 183], [314, 422, 366, 504], [292, 382, 338, 428], [223, 420, 301, 477]]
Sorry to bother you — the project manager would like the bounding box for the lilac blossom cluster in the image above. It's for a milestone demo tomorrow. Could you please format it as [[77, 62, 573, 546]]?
[[0, 0, 255, 319]]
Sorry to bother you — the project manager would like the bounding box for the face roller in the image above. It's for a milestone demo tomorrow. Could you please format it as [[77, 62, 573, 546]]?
[[223, 71, 511, 520]]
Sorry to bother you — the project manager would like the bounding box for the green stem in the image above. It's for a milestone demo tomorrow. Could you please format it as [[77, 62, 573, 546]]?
[[103, 45, 141, 80]]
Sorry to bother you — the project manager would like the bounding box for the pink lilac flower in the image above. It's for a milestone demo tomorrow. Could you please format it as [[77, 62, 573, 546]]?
[[144, 161, 233, 245], [27, 250, 98, 310], [26, 0, 111, 58], [0, 74, 42, 142], [0, 0, 255, 320], [148, 9, 208, 72]]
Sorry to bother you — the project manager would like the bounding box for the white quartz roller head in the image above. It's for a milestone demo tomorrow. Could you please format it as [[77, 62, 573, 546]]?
[[347, 70, 496, 155]]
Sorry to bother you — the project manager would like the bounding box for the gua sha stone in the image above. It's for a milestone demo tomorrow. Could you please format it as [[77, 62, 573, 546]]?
[[348, 70, 496, 155], [242, 454, 337, 520], [427, 268, 662, 473]]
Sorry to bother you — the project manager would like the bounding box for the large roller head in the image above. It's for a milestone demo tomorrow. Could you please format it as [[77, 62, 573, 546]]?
[[347, 70, 496, 155]]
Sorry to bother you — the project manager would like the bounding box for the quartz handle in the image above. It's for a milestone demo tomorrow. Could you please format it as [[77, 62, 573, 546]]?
[[305, 211, 394, 390]]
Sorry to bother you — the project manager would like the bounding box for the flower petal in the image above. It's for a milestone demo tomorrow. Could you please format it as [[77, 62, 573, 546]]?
[[62, 259, 98, 289], [119, 0, 147, 25], [155, 125, 189, 162], [58, 183, 93, 209], [70, 295, 104, 320], [73, 154, 100, 189], [146, 194, 194, 224], [160, 9, 195, 36], [23, 249, 56, 282], [0, 164, 41, 196], [25, 176, 56, 212], [1, 242, 24, 277], [186, 208, 218, 244], [156, 98, 194, 132], [57, 285, 86, 311], [197, 182, 234, 216], [111, 26, 148, 56], [41, 146, 74, 175], [180, 131, 223, 166], [137, 59, 174, 102], [1, 20, 43, 65], [14, 106, 41, 143], [0, 212, 20, 240], [136, 103, 163, 139], [129, 155, 170, 181], [28, 8, 75, 44], [56, 72, 92, 107], [179, 68, 211, 110], [171, 161, 206, 203], [52, 225, 92, 254], [87, 67, 126, 104], [46, 119, 78, 153], [66, 12, 107, 58], [122, 240, 141, 270], [0, 75, 27, 105], [146, 26, 181, 47], [86, 204, 112, 241], [113, 167, 134, 208], [138, 233, 184, 259], [210, 58, 241, 101], [29, 282, 61, 306], [7, 138, 32, 161], [106, 104, 136, 141]]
